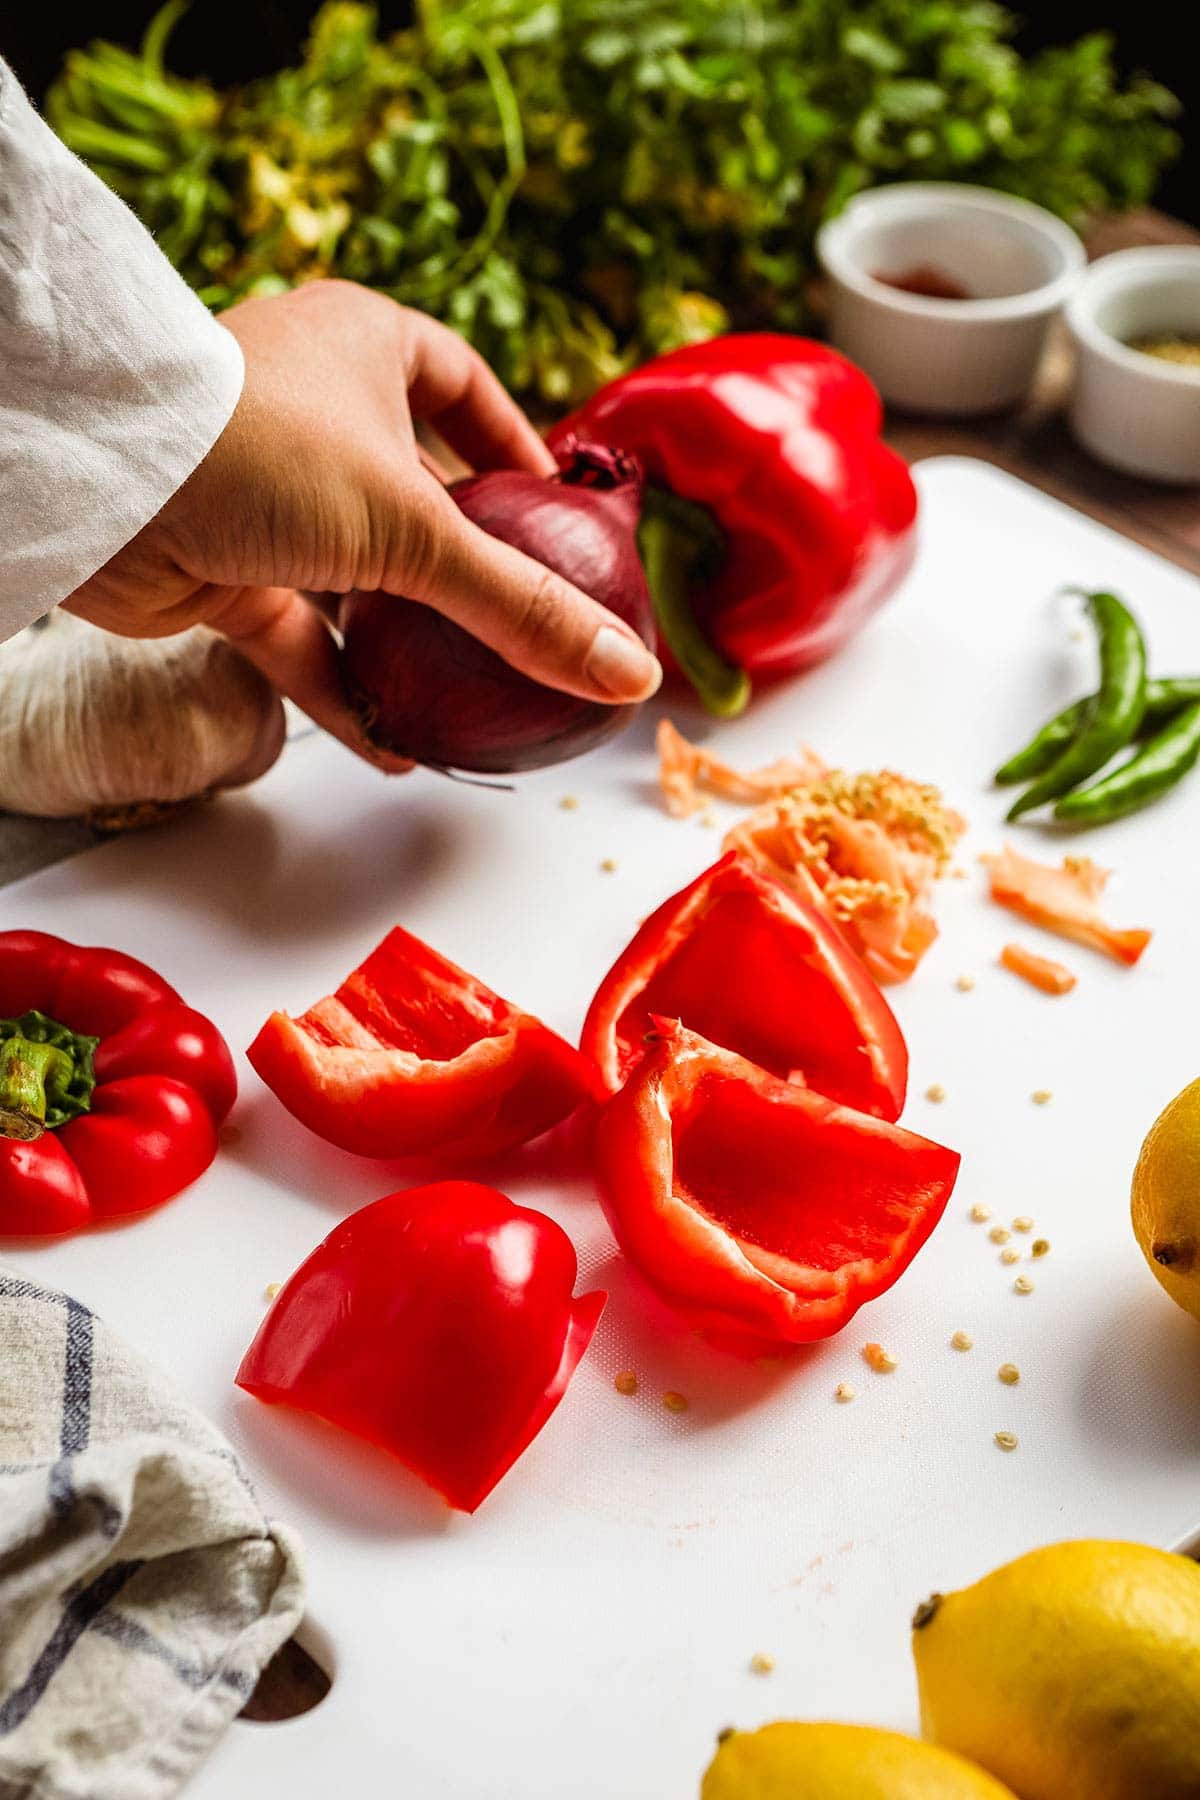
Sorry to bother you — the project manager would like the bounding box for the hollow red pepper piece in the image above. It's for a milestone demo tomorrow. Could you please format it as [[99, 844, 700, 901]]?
[[236, 1180, 605, 1512], [593, 1020, 959, 1348], [581, 851, 907, 1119], [248, 925, 601, 1161], [0, 929, 235, 1236], [549, 335, 918, 715]]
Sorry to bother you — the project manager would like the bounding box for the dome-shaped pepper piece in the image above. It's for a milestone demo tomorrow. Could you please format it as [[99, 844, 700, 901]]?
[[236, 1181, 605, 1513]]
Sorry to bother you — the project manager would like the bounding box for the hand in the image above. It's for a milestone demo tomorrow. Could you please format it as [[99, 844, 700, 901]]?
[[66, 280, 662, 765]]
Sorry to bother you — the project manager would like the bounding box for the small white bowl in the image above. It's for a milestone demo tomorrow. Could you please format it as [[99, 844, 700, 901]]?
[[816, 183, 1085, 416], [1065, 247, 1200, 485]]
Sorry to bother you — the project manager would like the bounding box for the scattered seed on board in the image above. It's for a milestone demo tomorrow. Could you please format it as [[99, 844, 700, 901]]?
[[995, 1431, 1019, 1452], [1014, 1275, 1035, 1295], [835, 1381, 856, 1403], [263, 1283, 281, 1301], [925, 1083, 946, 1104], [699, 810, 717, 830], [955, 974, 976, 993], [862, 1342, 898, 1373], [663, 1390, 689, 1413], [614, 1371, 638, 1397], [559, 795, 580, 811], [600, 857, 619, 873], [1000, 1247, 1020, 1266], [951, 1330, 974, 1352], [1032, 1089, 1053, 1106], [1031, 1238, 1051, 1258], [970, 1203, 993, 1224], [989, 1226, 1012, 1245], [749, 1652, 776, 1676], [998, 1363, 1020, 1385], [1013, 1215, 1034, 1233]]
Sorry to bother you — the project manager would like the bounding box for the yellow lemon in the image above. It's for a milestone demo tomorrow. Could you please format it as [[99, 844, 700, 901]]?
[[1132, 1076, 1200, 1321], [700, 1722, 1017, 1798], [912, 1540, 1200, 1800]]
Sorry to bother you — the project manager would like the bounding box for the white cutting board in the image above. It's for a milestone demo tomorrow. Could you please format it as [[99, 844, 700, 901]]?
[[4, 457, 1200, 1799]]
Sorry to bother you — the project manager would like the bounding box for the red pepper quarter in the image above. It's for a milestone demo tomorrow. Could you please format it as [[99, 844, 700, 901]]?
[[0, 930, 235, 1235], [236, 1180, 605, 1512], [549, 334, 918, 715], [593, 1020, 959, 1348], [581, 852, 907, 1119], [248, 926, 600, 1161]]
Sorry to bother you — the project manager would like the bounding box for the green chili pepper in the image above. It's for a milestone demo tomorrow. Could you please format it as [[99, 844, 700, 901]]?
[[1054, 700, 1200, 826], [995, 675, 1200, 786], [1006, 592, 1147, 821]]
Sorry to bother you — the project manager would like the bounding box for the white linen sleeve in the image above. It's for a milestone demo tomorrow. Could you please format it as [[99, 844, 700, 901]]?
[[0, 60, 245, 641]]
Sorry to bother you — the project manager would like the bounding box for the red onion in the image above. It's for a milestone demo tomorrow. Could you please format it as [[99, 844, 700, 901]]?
[[340, 443, 655, 775]]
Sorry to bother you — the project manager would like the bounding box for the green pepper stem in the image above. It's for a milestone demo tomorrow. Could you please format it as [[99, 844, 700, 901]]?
[[0, 1036, 74, 1142], [637, 489, 751, 719]]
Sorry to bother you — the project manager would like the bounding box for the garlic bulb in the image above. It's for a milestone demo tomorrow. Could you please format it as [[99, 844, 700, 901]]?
[[0, 611, 286, 826]]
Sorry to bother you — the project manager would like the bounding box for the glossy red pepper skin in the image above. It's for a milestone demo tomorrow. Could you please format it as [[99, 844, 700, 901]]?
[[549, 334, 918, 680], [237, 1181, 605, 1512], [248, 925, 601, 1162], [593, 1020, 958, 1348], [0, 930, 235, 1236], [581, 851, 907, 1117]]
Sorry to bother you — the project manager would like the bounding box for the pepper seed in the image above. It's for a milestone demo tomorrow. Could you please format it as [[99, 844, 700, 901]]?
[[994, 1431, 1019, 1452], [1000, 1247, 1020, 1265], [614, 1371, 638, 1397], [970, 1203, 993, 1224], [1032, 1089, 1053, 1105], [1012, 1215, 1034, 1233], [835, 1381, 856, 1403], [749, 1652, 775, 1675], [1013, 1275, 1034, 1295], [998, 1363, 1020, 1385], [663, 1391, 689, 1413], [925, 1083, 946, 1104], [862, 1342, 898, 1373], [989, 1226, 1012, 1245], [950, 1330, 974, 1352]]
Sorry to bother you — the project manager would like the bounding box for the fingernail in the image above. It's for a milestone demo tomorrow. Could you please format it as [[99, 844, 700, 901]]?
[[586, 625, 662, 701]]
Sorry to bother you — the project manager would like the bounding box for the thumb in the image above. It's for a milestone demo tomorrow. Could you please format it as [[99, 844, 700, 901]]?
[[396, 485, 662, 705]]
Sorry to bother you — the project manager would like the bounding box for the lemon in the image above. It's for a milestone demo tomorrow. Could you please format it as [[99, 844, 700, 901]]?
[[912, 1540, 1200, 1800], [1132, 1076, 1200, 1321], [700, 1722, 1017, 1798]]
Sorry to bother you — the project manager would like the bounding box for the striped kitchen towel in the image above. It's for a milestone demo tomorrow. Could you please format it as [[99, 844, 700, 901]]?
[[0, 1267, 304, 1800]]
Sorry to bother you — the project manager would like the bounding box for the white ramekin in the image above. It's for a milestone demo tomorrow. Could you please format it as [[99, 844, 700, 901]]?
[[1065, 246, 1200, 485], [816, 182, 1086, 416]]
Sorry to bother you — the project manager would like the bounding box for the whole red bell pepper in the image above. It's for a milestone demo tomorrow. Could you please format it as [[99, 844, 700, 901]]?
[[581, 850, 907, 1118], [248, 925, 600, 1161], [593, 1019, 958, 1348], [0, 930, 235, 1235], [548, 334, 918, 715], [237, 1180, 605, 1512]]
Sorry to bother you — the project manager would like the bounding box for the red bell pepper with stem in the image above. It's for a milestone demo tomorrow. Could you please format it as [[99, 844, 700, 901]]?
[[593, 1020, 959, 1348], [581, 851, 907, 1119], [248, 925, 601, 1161], [548, 334, 918, 716], [0, 930, 235, 1236], [237, 1181, 605, 1513]]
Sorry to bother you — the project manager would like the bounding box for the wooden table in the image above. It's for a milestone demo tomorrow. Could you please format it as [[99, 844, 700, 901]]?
[[1, 207, 1196, 1725]]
